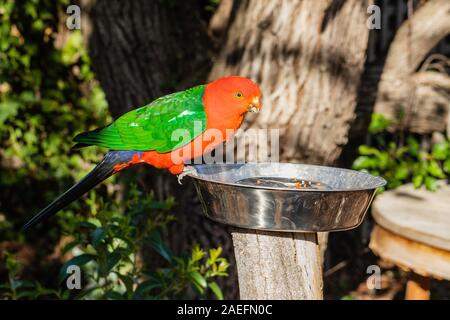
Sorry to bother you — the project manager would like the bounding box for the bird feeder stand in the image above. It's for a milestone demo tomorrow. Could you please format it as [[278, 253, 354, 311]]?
[[188, 163, 384, 299]]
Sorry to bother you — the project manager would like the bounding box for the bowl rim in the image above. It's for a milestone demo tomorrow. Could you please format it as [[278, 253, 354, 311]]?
[[187, 162, 387, 193]]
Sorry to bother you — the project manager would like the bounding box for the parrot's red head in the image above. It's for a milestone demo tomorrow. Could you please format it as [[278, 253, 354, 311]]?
[[204, 76, 262, 117]]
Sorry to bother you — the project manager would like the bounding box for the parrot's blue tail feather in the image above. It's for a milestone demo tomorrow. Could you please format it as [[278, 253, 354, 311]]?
[[22, 151, 141, 231]]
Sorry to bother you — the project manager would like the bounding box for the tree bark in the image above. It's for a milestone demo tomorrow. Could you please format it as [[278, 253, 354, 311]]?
[[81, 0, 240, 299], [208, 0, 371, 296], [209, 0, 372, 164], [209, 0, 234, 39], [80, 0, 212, 117], [373, 0, 450, 133], [80, 0, 426, 300]]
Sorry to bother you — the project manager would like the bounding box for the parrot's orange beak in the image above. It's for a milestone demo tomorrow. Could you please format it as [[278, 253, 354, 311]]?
[[247, 96, 261, 113]]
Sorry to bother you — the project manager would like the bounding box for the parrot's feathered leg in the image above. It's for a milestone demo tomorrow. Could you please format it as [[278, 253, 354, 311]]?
[[22, 151, 142, 230]]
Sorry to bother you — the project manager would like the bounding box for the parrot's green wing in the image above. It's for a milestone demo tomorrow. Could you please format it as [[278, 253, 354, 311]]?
[[73, 85, 206, 153]]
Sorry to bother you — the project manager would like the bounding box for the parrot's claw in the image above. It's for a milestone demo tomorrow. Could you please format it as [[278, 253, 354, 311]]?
[[177, 166, 197, 185]]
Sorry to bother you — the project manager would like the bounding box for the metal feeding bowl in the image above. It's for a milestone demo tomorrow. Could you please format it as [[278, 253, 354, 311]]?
[[188, 163, 386, 233]]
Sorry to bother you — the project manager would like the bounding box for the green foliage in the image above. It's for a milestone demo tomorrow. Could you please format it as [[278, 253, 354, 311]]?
[[0, 0, 229, 300], [353, 114, 450, 191], [0, 0, 111, 256], [0, 252, 62, 299], [0, 0, 109, 186], [204, 0, 221, 12], [0, 0, 108, 185], [1, 185, 229, 300], [0, 0, 111, 264], [59, 188, 228, 299], [368, 113, 391, 135]]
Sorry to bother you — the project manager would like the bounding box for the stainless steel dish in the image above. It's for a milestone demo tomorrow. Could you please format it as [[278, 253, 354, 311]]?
[[188, 163, 386, 232]]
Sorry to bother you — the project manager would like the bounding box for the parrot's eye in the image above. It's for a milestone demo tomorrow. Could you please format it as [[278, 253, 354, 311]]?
[[235, 91, 244, 98]]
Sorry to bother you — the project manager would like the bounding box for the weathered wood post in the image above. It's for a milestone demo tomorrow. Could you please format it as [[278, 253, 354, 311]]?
[[370, 181, 450, 300], [232, 229, 323, 299]]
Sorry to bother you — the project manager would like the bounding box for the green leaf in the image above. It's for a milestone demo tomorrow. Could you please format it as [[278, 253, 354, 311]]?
[[394, 164, 409, 180], [387, 179, 402, 189], [148, 231, 173, 263], [34, 285, 59, 298], [58, 254, 97, 283], [0, 100, 21, 124], [352, 156, 375, 170], [32, 19, 44, 32], [208, 281, 224, 300], [25, 2, 38, 18], [191, 245, 206, 263], [444, 159, 450, 173], [19, 91, 35, 103], [191, 282, 205, 295], [133, 279, 161, 299], [412, 175, 423, 188], [0, 38, 10, 51], [189, 272, 207, 289], [427, 160, 446, 178], [358, 145, 380, 156], [91, 227, 106, 247], [209, 247, 222, 262], [105, 291, 124, 300], [395, 146, 408, 158], [79, 221, 99, 229], [116, 273, 134, 296], [61, 241, 79, 255], [424, 176, 438, 192], [75, 286, 101, 299], [16, 291, 38, 299], [106, 251, 122, 273], [413, 160, 427, 176], [368, 113, 390, 134], [431, 142, 448, 160], [407, 137, 420, 157], [11, 280, 34, 290], [376, 152, 390, 170]]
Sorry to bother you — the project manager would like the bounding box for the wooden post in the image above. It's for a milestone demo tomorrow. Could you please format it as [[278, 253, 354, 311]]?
[[231, 229, 323, 299], [405, 273, 431, 300]]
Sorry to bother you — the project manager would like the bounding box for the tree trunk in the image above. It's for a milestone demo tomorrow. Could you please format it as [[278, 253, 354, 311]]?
[[373, 0, 450, 134], [81, 0, 240, 299], [83, 0, 374, 299], [209, 0, 371, 296], [80, 0, 211, 117], [210, 0, 372, 164]]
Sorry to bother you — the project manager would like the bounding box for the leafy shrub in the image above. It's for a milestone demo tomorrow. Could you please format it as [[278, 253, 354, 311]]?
[[0, 0, 229, 300], [1, 185, 229, 300], [353, 114, 450, 191], [58, 185, 229, 300], [0, 0, 109, 182], [0, 0, 110, 242], [0, 252, 61, 299]]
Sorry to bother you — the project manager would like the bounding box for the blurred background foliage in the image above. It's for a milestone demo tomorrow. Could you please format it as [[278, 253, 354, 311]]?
[[0, 0, 227, 299], [0, 0, 448, 300], [353, 113, 450, 191]]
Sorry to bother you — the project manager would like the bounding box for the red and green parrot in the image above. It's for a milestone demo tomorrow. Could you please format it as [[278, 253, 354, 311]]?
[[23, 76, 262, 230]]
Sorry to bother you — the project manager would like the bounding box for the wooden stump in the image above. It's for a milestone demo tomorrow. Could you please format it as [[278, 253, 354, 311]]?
[[231, 229, 323, 300], [370, 181, 450, 300], [405, 273, 431, 300]]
